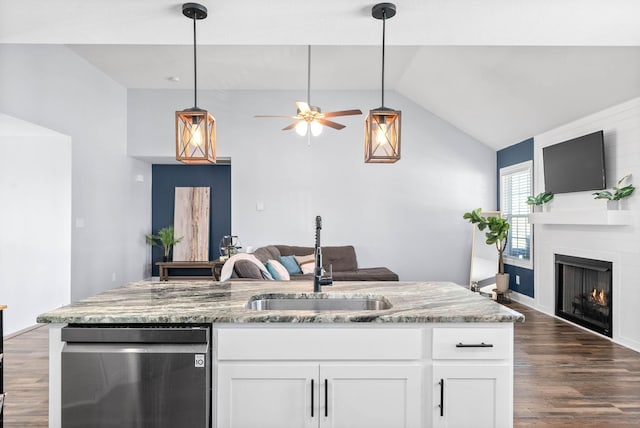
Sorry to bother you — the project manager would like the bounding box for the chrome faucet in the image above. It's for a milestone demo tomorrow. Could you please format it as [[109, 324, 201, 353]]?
[[314, 216, 333, 292]]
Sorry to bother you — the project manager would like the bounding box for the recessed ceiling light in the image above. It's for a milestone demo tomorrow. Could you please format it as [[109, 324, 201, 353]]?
[[167, 76, 181, 83]]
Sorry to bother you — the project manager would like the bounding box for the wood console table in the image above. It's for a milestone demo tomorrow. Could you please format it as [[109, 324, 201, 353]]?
[[157, 261, 223, 281]]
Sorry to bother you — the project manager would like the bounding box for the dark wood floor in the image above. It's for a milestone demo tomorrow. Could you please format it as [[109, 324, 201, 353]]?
[[3, 302, 640, 427]]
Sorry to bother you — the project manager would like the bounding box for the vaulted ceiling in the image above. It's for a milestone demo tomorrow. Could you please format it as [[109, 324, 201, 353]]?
[[2, 0, 640, 149]]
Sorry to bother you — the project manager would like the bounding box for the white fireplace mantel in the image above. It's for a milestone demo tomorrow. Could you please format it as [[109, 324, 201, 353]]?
[[529, 210, 633, 226]]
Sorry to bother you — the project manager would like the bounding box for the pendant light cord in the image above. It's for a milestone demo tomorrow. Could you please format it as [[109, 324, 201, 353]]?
[[381, 9, 386, 107], [193, 15, 198, 108]]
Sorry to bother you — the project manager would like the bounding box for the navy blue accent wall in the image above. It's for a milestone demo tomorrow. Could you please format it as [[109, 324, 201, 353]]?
[[150, 164, 232, 276], [497, 138, 535, 298]]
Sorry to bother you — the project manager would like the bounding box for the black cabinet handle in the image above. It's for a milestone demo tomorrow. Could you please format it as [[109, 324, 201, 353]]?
[[439, 379, 444, 416], [456, 342, 493, 348], [311, 379, 314, 417], [324, 379, 328, 417]]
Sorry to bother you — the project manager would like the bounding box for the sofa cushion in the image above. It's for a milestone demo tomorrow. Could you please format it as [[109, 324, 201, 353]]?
[[332, 268, 399, 281], [233, 259, 264, 279], [265, 260, 290, 280], [321, 246, 358, 271], [252, 245, 281, 263]]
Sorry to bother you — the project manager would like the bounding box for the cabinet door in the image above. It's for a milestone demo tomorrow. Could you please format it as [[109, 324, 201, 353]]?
[[432, 365, 512, 428], [320, 364, 422, 428], [217, 363, 319, 428]]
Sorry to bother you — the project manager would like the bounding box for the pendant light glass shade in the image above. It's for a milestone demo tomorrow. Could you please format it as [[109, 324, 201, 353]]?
[[366, 3, 401, 164], [176, 108, 216, 163], [365, 108, 401, 163], [176, 3, 216, 164]]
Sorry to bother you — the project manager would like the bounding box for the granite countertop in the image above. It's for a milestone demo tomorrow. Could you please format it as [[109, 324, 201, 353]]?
[[36, 280, 525, 324]]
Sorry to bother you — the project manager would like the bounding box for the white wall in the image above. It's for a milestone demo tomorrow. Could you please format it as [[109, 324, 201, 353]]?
[[129, 88, 496, 283], [0, 44, 152, 313], [0, 114, 71, 335], [532, 97, 640, 352]]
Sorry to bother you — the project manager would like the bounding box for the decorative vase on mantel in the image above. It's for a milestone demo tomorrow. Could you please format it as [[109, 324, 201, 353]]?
[[607, 200, 620, 211], [495, 273, 510, 293]]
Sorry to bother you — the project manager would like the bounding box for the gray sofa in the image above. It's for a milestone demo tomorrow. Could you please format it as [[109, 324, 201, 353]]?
[[231, 244, 398, 281]]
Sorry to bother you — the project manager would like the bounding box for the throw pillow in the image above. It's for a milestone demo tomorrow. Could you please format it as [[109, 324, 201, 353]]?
[[295, 254, 315, 275], [265, 259, 291, 281], [278, 255, 302, 274]]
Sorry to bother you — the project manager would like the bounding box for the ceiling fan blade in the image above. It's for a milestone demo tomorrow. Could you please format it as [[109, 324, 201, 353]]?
[[322, 109, 363, 118], [282, 122, 300, 131], [316, 119, 346, 130], [254, 114, 299, 119], [296, 101, 311, 113]]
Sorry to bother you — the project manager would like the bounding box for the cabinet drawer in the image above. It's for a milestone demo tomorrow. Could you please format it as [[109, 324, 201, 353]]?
[[217, 327, 423, 360], [432, 327, 512, 360]]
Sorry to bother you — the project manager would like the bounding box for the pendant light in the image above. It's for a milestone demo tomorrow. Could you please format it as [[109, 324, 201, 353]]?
[[176, 2, 216, 164], [365, 2, 401, 164]]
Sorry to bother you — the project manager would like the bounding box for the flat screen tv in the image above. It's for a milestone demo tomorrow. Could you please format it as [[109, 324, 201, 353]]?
[[543, 130, 606, 194]]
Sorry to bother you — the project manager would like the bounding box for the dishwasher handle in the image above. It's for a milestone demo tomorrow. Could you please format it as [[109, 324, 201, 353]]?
[[62, 326, 209, 344]]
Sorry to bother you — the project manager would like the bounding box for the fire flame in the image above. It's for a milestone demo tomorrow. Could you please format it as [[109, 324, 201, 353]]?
[[590, 288, 607, 306]]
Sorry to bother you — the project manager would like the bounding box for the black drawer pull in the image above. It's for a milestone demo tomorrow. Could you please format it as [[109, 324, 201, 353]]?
[[438, 379, 444, 416], [311, 379, 314, 417], [456, 342, 494, 348]]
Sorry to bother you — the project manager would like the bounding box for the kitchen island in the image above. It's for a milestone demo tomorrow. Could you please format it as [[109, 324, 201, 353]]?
[[38, 280, 524, 428]]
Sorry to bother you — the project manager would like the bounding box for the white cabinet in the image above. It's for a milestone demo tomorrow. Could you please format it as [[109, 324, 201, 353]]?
[[217, 362, 422, 428], [217, 363, 318, 428], [431, 327, 513, 428], [432, 364, 511, 428], [215, 324, 514, 428]]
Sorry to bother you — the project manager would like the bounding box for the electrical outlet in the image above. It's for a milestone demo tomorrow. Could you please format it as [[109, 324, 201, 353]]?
[[515, 275, 520, 285]]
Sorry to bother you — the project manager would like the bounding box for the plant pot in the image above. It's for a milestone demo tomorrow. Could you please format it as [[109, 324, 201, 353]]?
[[607, 200, 620, 211], [532, 205, 542, 213], [495, 273, 510, 293]]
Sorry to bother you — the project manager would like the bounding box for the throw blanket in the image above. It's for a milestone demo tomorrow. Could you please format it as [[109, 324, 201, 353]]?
[[219, 253, 273, 281]]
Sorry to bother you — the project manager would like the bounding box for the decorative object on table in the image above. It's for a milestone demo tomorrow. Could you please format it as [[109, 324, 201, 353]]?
[[173, 187, 210, 261], [365, 2, 401, 163], [463, 208, 511, 292], [146, 225, 183, 262], [175, 2, 216, 164], [592, 174, 635, 210], [254, 45, 361, 144], [526, 191, 554, 212], [219, 235, 242, 260]]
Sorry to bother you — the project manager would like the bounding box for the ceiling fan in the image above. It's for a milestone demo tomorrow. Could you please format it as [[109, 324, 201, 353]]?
[[255, 45, 362, 138]]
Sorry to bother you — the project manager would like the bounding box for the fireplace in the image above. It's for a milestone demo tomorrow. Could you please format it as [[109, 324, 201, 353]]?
[[555, 254, 612, 337]]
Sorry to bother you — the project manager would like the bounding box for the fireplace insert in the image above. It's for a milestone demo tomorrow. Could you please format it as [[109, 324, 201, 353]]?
[[555, 254, 612, 337]]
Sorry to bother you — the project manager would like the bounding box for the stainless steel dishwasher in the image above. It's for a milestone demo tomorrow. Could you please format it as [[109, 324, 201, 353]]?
[[61, 324, 211, 428]]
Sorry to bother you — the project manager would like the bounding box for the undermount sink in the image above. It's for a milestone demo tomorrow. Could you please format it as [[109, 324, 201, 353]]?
[[246, 294, 392, 311]]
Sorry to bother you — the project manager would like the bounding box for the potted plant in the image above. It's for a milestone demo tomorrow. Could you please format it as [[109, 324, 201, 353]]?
[[146, 225, 183, 262], [593, 174, 635, 210], [463, 208, 511, 292], [526, 192, 554, 212]]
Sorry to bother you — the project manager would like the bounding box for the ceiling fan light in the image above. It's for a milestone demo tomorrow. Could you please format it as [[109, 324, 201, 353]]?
[[365, 108, 401, 163], [295, 121, 308, 136], [310, 120, 323, 136], [176, 109, 216, 164]]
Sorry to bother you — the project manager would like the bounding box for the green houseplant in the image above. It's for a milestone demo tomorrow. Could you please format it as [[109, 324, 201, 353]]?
[[526, 192, 554, 211], [592, 174, 635, 208], [463, 208, 511, 292], [146, 225, 183, 262]]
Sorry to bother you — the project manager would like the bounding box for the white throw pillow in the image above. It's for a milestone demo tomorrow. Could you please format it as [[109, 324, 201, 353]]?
[[295, 254, 315, 275]]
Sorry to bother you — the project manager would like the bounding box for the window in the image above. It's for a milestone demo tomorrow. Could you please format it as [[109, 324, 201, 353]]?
[[500, 161, 532, 268]]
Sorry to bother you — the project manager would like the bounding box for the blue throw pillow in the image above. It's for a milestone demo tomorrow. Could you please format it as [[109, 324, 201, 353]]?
[[278, 255, 302, 274]]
